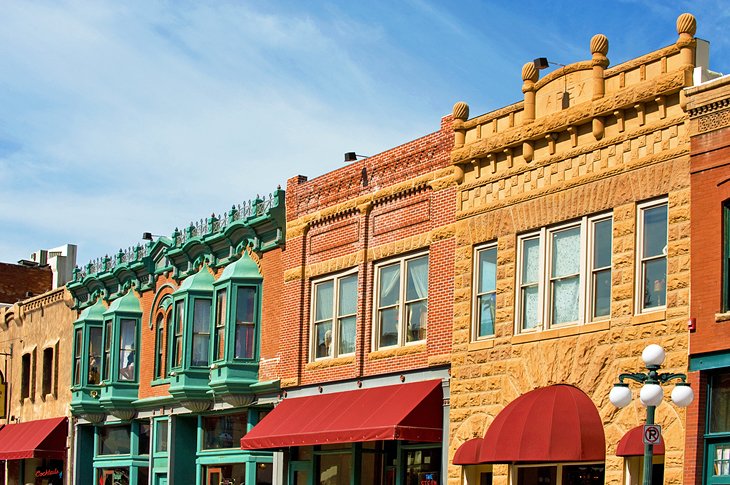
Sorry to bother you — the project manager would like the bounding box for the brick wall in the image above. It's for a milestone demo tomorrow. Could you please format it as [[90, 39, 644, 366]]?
[[279, 115, 455, 388], [0, 263, 52, 304]]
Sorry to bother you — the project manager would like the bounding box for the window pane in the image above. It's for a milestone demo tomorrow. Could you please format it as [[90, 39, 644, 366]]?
[[236, 287, 255, 324], [315, 321, 333, 358], [517, 466, 557, 485], [318, 453, 351, 485], [192, 299, 211, 367], [521, 286, 539, 330], [521, 238, 540, 283], [88, 327, 102, 385], [479, 247, 497, 293], [338, 315, 356, 354], [406, 256, 429, 301], [643, 258, 667, 309], [643, 204, 668, 258], [74, 328, 82, 386], [99, 425, 131, 455], [561, 464, 605, 485], [710, 373, 730, 433], [713, 445, 730, 476], [379, 308, 399, 347], [593, 269, 611, 318], [552, 227, 580, 277], [404, 448, 441, 485], [119, 319, 136, 381], [138, 422, 151, 455], [315, 281, 334, 321], [103, 320, 112, 381], [202, 414, 246, 449], [406, 300, 427, 342], [256, 462, 273, 484], [478, 293, 496, 337], [155, 420, 168, 453], [378, 264, 401, 307], [100, 468, 130, 485], [593, 219, 612, 268], [338, 275, 358, 316], [552, 276, 580, 324], [234, 322, 255, 359]]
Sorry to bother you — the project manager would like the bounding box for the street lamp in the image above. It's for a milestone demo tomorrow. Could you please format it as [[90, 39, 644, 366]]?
[[609, 344, 694, 485]]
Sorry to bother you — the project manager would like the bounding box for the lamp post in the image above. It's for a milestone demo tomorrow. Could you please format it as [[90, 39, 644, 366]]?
[[609, 344, 694, 485]]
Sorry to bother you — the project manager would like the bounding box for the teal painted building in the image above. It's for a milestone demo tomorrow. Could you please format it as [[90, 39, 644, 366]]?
[[67, 191, 286, 485]]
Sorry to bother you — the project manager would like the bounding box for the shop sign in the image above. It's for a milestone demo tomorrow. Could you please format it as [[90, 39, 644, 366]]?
[[36, 468, 61, 478]]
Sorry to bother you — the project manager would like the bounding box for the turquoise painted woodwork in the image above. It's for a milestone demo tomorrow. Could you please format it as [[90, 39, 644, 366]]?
[[70, 298, 106, 416], [98, 289, 142, 415]]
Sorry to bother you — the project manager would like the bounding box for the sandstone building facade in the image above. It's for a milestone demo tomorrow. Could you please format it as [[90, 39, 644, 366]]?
[[447, 13, 704, 485]]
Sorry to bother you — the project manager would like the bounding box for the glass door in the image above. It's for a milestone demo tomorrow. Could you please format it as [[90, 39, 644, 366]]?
[[290, 461, 311, 485], [206, 467, 222, 485]]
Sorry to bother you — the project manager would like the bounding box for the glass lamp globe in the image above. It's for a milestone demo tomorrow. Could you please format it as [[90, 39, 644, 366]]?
[[640, 383, 664, 407], [642, 344, 666, 367], [671, 383, 695, 407], [609, 384, 632, 408]]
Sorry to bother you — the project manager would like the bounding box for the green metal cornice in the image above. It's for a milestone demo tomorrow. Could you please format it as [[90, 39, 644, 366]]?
[[103, 288, 142, 316], [68, 188, 285, 309], [74, 298, 106, 325], [215, 251, 262, 285]]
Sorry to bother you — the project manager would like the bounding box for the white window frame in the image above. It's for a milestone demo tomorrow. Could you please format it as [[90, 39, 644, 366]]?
[[515, 213, 612, 334], [310, 269, 358, 361], [635, 198, 668, 315], [472, 243, 498, 340], [373, 252, 429, 349]]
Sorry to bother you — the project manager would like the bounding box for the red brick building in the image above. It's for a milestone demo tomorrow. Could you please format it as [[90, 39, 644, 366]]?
[[0, 262, 52, 305], [685, 74, 730, 485], [242, 116, 455, 484]]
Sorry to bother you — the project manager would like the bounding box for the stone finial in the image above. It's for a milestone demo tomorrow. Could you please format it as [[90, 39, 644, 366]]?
[[676, 13, 697, 39], [522, 62, 539, 83], [453, 101, 469, 121], [590, 34, 609, 57]]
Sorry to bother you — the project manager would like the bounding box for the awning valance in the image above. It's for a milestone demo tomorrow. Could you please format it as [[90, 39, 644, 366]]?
[[453, 438, 483, 465], [616, 426, 665, 456], [478, 385, 605, 463], [241, 379, 443, 450], [0, 416, 67, 460]]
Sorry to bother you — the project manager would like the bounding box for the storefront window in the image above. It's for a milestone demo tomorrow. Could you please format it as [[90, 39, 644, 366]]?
[[710, 373, 730, 433], [256, 462, 273, 484], [99, 467, 130, 485], [517, 464, 605, 485], [204, 464, 246, 485], [138, 422, 151, 455], [155, 420, 168, 453], [99, 425, 131, 455], [202, 414, 246, 450], [138, 467, 149, 484], [318, 452, 351, 485], [404, 448, 440, 485]]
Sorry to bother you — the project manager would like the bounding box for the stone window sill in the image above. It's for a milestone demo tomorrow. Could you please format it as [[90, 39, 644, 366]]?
[[715, 312, 730, 323], [468, 339, 495, 351], [630, 310, 666, 325], [511, 320, 610, 345], [305, 356, 356, 370], [368, 343, 427, 361]]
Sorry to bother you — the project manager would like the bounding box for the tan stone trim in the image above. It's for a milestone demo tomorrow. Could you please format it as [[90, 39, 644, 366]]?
[[533, 61, 594, 91], [604, 43, 682, 77], [510, 319, 610, 344], [467, 339, 495, 351], [630, 310, 666, 325], [17, 287, 66, 313], [451, 71, 686, 163], [457, 146, 689, 220], [455, 102, 524, 131], [286, 168, 454, 234], [305, 356, 356, 371], [280, 377, 299, 388], [368, 343, 426, 361], [715, 312, 730, 323], [283, 266, 305, 282], [427, 353, 451, 366]]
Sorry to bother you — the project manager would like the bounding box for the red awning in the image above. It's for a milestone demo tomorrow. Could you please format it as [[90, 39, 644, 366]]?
[[479, 385, 605, 463], [453, 438, 483, 465], [241, 379, 443, 449], [616, 426, 665, 456], [0, 416, 67, 460]]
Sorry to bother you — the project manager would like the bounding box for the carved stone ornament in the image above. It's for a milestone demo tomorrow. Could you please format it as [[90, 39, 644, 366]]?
[[80, 413, 106, 424], [453, 101, 470, 121], [590, 34, 609, 56], [109, 408, 137, 421], [676, 13, 697, 38], [221, 393, 255, 408], [181, 399, 212, 413], [522, 62, 538, 83]]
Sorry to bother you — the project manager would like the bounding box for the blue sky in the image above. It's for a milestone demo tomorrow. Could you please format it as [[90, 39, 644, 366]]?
[[1, 0, 728, 267]]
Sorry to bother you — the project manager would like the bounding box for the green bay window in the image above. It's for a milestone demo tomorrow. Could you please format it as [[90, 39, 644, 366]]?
[[102, 320, 112, 382], [209, 251, 263, 399], [167, 265, 215, 402], [70, 298, 106, 417], [706, 371, 730, 485]]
